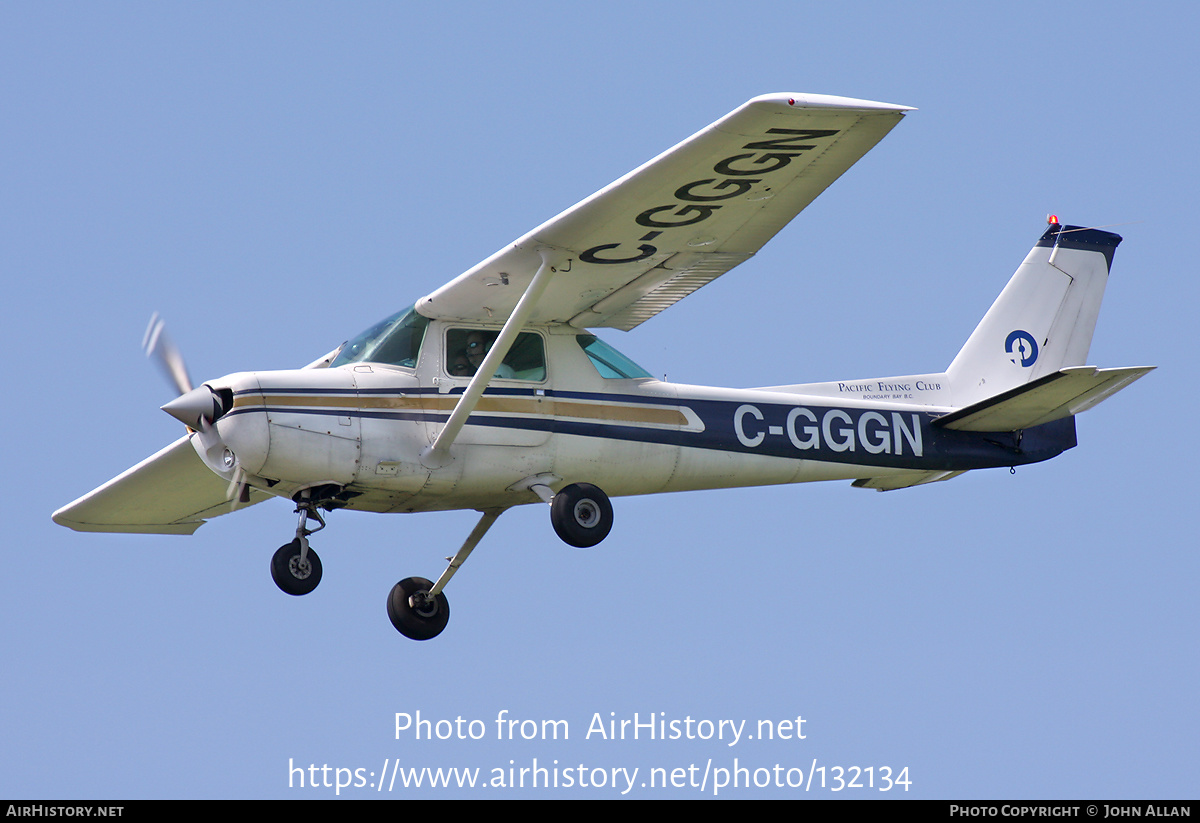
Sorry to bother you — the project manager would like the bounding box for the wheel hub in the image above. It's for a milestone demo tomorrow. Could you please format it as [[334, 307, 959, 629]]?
[[288, 556, 312, 580], [409, 591, 439, 619], [573, 499, 600, 528]]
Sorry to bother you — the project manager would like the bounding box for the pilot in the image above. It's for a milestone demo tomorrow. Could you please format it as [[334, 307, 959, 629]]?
[[465, 331, 514, 378]]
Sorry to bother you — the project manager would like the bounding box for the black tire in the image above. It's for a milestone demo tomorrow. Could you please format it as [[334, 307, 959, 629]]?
[[387, 577, 450, 640], [270, 539, 322, 596], [550, 482, 613, 548]]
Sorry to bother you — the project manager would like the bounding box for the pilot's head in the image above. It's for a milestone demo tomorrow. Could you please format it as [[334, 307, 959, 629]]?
[[465, 331, 492, 368]]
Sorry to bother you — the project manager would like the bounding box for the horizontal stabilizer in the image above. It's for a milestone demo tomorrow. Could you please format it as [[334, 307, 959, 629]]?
[[852, 470, 965, 491], [52, 436, 270, 534], [935, 366, 1154, 432]]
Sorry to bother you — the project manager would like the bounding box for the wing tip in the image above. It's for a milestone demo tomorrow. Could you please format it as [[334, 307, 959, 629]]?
[[51, 507, 205, 535], [748, 92, 916, 113]]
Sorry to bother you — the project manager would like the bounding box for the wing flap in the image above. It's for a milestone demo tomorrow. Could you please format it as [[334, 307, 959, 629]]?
[[936, 366, 1155, 432], [52, 436, 270, 534], [418, 93, 910, 330], [571, 251, 751, 330]]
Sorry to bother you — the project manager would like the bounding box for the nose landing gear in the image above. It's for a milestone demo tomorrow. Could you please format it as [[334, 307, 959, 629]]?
[[270, 488, 332, 596]]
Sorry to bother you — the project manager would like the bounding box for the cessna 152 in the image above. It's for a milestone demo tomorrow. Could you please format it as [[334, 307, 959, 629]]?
[[54, 93, 1152, 640]]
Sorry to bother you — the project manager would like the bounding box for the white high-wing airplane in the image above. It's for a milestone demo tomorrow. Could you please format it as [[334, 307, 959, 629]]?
[[54, 93, 1153, 640]]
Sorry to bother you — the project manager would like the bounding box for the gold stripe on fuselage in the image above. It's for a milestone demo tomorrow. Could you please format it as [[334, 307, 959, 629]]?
[[233, 393, 687, 427]]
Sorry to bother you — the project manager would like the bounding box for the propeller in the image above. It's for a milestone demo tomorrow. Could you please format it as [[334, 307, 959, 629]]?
[[142, 312, 193, 396], [142, 313, 245, 502], [226, 466, 251, 508], [143, 312, 227, 429]]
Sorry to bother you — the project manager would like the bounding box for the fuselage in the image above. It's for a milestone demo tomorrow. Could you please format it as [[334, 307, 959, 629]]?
[[206, 318, 1075, 514]]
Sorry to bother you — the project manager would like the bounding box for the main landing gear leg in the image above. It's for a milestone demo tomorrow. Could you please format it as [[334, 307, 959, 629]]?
[[271, 490, 327, 596], [387, 508, 507, 641]]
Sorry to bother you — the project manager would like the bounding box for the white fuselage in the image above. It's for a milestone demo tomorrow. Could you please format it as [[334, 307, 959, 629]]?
[[205, 319, 1056, 515]]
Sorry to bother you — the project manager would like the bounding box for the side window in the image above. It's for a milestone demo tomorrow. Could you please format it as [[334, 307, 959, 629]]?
[[576, 334, 652, 379], [446, 329, 546, 381]]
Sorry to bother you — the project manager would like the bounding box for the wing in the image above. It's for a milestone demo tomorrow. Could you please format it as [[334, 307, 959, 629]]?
[[52, 436, 270, 534], [418, 93, 911, 331]]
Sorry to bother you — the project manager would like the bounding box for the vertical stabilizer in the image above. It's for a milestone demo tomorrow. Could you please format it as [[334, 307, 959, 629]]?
[[945, 224, 1121, 408]]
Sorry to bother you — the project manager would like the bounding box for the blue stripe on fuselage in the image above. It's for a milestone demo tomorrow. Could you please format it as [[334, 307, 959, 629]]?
[[228, 386, 1077, 471]]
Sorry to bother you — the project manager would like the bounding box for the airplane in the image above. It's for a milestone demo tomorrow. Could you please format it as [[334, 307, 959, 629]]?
[[53, 93, 1153, 640]]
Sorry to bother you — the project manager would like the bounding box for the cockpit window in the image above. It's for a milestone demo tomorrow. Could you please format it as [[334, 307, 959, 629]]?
[[576, 334, 652, 379], [331, 305, 429, 369], [446, 329, 545, 380]]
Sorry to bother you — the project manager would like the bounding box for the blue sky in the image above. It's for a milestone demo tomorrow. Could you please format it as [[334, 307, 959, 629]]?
[[3, 1, 1196, 798]]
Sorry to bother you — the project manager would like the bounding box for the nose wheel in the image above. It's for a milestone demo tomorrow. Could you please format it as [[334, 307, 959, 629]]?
[[271, 539, 323, 595]]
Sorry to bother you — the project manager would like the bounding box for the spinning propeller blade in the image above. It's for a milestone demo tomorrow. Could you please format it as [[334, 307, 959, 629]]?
[[142, 313, 238, 488], [226, 467, 250, 510], [143, 312, 193, 396]]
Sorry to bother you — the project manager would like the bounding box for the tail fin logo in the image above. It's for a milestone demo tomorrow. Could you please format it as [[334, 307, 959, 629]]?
[[1005, 330, 1039, 367]]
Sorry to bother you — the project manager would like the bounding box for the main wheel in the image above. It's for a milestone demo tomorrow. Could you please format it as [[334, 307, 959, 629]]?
[[550, 482, 613, 548], [271, 539, 322, 595], [387, 577, 450, 640]]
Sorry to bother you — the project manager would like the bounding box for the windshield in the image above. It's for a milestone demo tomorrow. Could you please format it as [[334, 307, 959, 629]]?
[[331, 305, 430, 369]]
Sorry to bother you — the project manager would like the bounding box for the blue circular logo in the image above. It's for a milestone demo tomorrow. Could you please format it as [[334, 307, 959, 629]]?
[[1005, 330, 1038, 367]]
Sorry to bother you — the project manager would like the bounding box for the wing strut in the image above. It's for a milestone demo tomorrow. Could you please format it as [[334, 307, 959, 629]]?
[[420, 247, 561, 467]]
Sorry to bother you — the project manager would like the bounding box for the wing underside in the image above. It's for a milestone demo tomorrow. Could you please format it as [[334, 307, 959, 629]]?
[[53, 436, 270, 535], [418, 93, 911, 330]]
